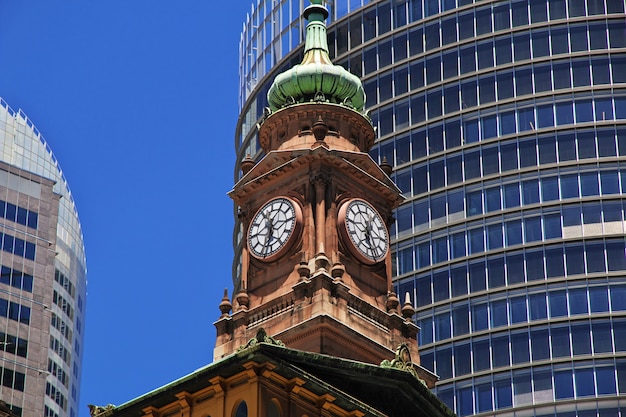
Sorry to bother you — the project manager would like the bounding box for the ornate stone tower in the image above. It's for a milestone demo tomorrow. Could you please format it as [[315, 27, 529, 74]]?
[[214, 0, 436, 387]]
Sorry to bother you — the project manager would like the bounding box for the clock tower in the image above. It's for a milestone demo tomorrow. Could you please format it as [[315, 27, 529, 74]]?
[[214, 0, 436, 387]]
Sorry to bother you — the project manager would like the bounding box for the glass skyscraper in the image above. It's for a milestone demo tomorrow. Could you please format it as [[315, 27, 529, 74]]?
[[0, 99, 86, 417], [234, 1, 626, 416]]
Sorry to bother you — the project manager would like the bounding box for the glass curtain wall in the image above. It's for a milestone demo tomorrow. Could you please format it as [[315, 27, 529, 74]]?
[[0, 99, 87, 417]]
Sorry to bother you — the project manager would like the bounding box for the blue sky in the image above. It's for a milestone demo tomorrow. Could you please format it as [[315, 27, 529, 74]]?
[[0, 1, 253, 415]]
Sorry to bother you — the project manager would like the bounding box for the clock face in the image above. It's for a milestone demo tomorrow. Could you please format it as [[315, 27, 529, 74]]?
[[248, 197, 302, 261], [338, 199, 389, 264]]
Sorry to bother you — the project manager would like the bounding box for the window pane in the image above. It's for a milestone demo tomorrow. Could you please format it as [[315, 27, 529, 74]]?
[[435, 312, 451, 341], [542, 177, 559, 201], [501, 143, 519, 171], [465, 151, 481, 179], [528, 293, 548, 320], [589, 23, 607, 49], [410, 61, 424, 89], [457, 386, 473, 416], [453, 305, 470, 336], [488, 257, 506, 287], [454, 343, 472, 376], [495, 378, 513, 409], [538, 136, 557, 163], [442, 88, 460, 117], [555, 102, 574, 125], [606, 241, 626, 271], [488, 224, 503, 249], [552, 326, 571, 358], [572, 324, 593, 354], [510, 296, 528, 323], [524, 217, 542, 242], [512, 1, 529, 26], [460, 45, 476, 74], [533, 32, 550, 60], [572, 60, 591, 87], [469, 228, 484, 254], [531, 329, 550, 360], [496, 37, 512, 65], [506, 253, 524, 284], [476, 8, 492, 36], [566, 244, 585, 275], [530, 0, 548, 22], [549, 0, 567, 18], [506, 219, 523, 245], [478, 42, 494, 70], [537, 104, 554, 128], [590, 286, 609, 312], [552, 28, 569, 55], [534, 370, 554, 403], [416, 276, 431, 307], [514, 373, 532, 405], [485, 187, 501, 212], [522, 180, 540, 204], [583, 203, 602, 224], [575, 368, 595, 397], [560, 174, 579, 198], [515, 68, 533, 96], [545, 247, 565, 277], [500, 110, 516, 135], [554, 371, 574, 399], [479, 76, 496, 104], [472, 303, 489, 333], [611, 285, 626, 311], [570, 25, 588, 51], [598, 131, 617, 157], [592, 59, 611, 85], [493, 335, 510, 367], [586, 242, 606, 273], [596, 366, 617, 395], [436, 347, 452, 379], [451, 266, 468, 297], [511, 332, 530, 363], [474, 340, 491, 371], [592, 322, 613, 353], [549, 290, 568, 317], [451, 232, 466, 259], [526, 250, 545, 280], [569, 288, 589, 315], [483, 147, 499, 175], [476, 382, 493, 413], [445, 120, 461, 150], [427, 91, 442, 119], [470, 262, 487, 292], [514, 34, 531, 61], [576, 99, 594, 123]]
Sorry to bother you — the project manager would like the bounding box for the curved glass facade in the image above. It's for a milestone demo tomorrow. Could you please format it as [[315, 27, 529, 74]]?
[[0, 98, 86, 417], [235, 1, 626, 416]]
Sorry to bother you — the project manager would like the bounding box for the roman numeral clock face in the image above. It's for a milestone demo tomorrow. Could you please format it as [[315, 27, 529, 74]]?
[[338, 199, 389, 265], [247, 197, 302, 262]]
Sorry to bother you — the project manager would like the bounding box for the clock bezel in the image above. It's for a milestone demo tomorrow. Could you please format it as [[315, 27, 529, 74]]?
[[247, 196, 303, 262], [337, 198, 389, 265]]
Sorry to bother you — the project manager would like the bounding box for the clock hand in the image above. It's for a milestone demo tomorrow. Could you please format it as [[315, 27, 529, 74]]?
[[261, 211, 275, 257], [365, 214, 382, 260]]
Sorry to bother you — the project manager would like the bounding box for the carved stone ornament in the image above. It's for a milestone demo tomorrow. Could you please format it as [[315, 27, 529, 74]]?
[[238, 328, 285, 352], [88, 404, 116, 417], [380, 344, 426, 385]]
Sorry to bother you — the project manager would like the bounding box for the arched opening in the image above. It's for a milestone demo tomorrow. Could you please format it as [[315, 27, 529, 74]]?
[[233, 401, 247, 417], [267, 399, 281, 417]]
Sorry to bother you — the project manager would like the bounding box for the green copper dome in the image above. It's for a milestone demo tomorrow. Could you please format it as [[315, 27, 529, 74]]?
[[266, 0, 366, 113]]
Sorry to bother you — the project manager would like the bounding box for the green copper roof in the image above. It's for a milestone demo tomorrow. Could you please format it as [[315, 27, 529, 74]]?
[[266, 0, 366, 112]]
